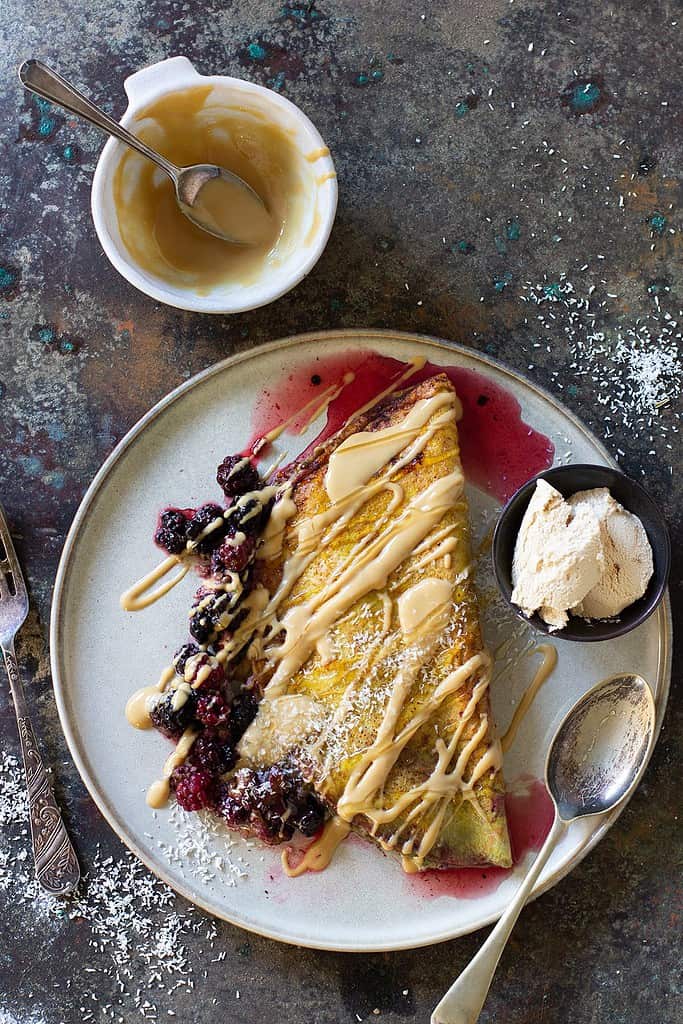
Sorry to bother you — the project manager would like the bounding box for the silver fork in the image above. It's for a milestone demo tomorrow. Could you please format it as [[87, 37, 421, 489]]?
[[0, 502, 80, 895]]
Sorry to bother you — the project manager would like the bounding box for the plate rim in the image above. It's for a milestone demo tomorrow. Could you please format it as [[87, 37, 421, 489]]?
[[50, 328, 672, 951]]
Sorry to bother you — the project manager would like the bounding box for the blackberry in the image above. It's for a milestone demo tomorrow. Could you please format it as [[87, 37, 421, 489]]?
[[148, 690, 198, 740], [170, 764, 218, 811], [216, 455, 261, 499], [217, 762, 327, 844], [228, 688, 260, 744], [173, 642, 200, 676], [154, 508, 188, 555], [195, 691, 231, 727], [210, 534, 256, 578], [186, 503, 225, 554], [189, 608, 214, 644], [188, 730, 236, 774], [289, 791, 326, 837], [223, 495, 273, 540]]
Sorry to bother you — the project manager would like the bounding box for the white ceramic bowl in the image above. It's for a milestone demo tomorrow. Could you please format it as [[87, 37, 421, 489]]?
[[91, 56, 337, 313]]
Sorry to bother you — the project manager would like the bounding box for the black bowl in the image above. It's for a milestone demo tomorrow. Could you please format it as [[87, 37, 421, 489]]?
[[492, 464, 670, 642]]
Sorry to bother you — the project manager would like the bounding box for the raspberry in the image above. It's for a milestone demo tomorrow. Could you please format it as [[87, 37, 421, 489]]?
[[154, 508, 188, 555], [216, 455, 261, 499], [195, 692, 231, 727], [210, 535, 256, 577], [182, 651, 225, 691], [170, 764, 218, 811], [148, 690, 197, 740], [188, 730, 236, 774]]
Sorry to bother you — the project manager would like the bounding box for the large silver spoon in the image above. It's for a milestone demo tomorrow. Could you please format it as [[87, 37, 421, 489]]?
[[432, 673, 656, 1024], [18, 59, 272, 245]]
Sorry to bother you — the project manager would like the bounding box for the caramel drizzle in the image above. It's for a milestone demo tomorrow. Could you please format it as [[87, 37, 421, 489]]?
[[120, 555, 190, 611], [281, 816, 351, 877], [500, 644, 558, 754]]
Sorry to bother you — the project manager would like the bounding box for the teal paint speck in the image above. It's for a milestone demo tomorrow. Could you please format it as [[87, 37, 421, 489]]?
[[543, 282, 562, 299], [35, 95, 55, 137], [567, 384, 578, 398], [18, 455, 42, 477], [0, 267, 15, 290], [38, 326, 55, 343], [62, 144, 75, 161], [485, 342, 497, 354], [493, 271, 512, 292], [330, 296, 343, 312], [59, 338, 75, 354], [452, 240, 475, 255], [356, 72, 370, 86], [268, 71, 286, 92], [494, 235, 507, 255], [371, 69, 383, 81], [569, 81, 601, 113], [454, 101, 469, 117], [649, 213, 666, 236], [47, 422, 66, 442], [45, 470, 66, 490], [248, 42, 266, 60], [506, 219, 521, 241]]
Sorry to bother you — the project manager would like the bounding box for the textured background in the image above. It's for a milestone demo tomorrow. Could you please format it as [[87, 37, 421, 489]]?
[[0, 1, 681, 1022]]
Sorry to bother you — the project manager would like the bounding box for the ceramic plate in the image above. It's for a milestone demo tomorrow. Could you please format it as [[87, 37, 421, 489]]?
[[51, 330, 671, 951]]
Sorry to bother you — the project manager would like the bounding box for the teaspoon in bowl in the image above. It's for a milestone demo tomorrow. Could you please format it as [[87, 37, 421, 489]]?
[[18, 59, 273, 246], [432, 672, 656, 1024]]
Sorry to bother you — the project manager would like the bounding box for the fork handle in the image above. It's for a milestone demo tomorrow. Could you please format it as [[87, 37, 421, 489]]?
[[2, 640, 80, 895]]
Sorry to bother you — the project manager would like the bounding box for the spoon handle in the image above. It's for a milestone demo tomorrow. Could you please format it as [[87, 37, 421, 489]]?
[[18, 59, 178, 181], [431, 814, 566, 1024]]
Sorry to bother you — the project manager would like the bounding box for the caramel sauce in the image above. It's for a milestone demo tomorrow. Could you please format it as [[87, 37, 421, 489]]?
[[188, 172, 275, 245], [113, 85, 309, 294]]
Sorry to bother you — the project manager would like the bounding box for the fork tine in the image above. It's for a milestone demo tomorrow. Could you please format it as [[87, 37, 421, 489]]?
[[0, 501, 29, 605]]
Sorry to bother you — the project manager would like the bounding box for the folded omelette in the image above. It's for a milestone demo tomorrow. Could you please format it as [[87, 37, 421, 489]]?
[[247, 373, 511, 872]]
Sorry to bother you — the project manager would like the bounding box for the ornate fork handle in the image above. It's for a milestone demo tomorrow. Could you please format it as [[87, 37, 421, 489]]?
[[2, 640, 80, 895]]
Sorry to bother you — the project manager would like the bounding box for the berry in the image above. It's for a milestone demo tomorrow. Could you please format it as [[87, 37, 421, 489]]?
[[182, 651, 225, 691], [173, 642, 200, 676], [217, 761, 327, 844], [154, 508, 188, 555], [186, 504, 226, 554], [170, 764, 218, 811], [216, 455, 261, 499], [228, 688, 260, 744], [188, 730, 236, 774], [189, 608, 214, 644], [148, 690, 198, 740], [195, 692, 231, 727], [210, 534, 256, 577]]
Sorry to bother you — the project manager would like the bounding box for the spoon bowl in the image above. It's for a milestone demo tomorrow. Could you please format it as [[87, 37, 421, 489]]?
[[432, 673, 656, 1024], [18, 59, 268, 245], [547, 673, 655, 821]]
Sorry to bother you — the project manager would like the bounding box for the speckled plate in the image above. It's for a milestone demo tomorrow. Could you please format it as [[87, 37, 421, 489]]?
[[50, 330, 671, 951]]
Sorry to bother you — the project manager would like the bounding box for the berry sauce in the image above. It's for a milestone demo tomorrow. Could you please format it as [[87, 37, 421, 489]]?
[[409, 777, 555, 900], [245, 350, 554, 503]]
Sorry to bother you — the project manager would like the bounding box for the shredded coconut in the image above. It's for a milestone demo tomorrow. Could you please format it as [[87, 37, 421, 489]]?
[[0, 751, 233, 1020]]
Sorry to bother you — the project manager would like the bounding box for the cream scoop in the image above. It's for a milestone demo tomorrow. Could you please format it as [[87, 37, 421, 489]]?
[[567, 488, 654, 619], [511, 480, 653, 630]]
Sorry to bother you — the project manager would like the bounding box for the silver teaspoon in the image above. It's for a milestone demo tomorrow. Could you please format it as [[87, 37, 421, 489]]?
[[18, 59, 271, 245], [432, 673, 656, 1024]]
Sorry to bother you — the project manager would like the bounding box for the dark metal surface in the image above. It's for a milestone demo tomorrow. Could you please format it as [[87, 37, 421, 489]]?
[[0, 1, 680, 1021]]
